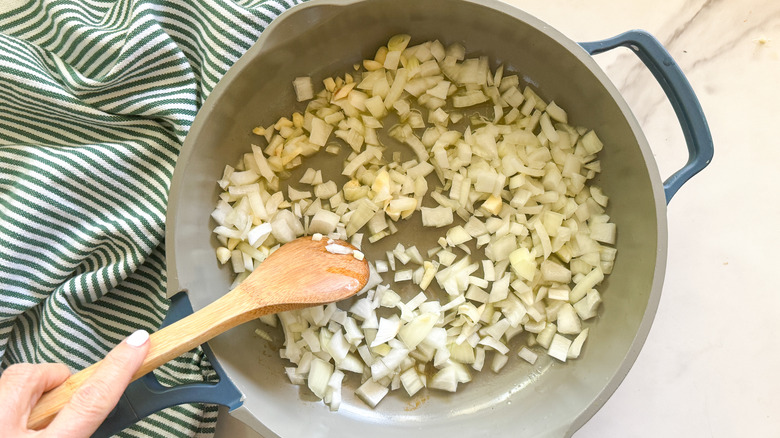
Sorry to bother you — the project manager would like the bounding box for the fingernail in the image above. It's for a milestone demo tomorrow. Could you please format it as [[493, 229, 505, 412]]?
[[125, 329, 149, 347]]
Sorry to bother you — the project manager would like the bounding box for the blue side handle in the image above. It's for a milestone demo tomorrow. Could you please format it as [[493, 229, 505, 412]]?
[[93, 292, 244, 438], [579, 30, 713, 203]]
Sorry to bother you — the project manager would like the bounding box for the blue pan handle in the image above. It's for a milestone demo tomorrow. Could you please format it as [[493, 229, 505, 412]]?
[[93, 292, 243, 438], [579, 30, 713, 203]]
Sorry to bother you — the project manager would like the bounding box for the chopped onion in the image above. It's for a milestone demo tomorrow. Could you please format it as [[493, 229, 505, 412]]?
[[490, 353, 509, 373], [398, 313, 438, 350], [421, 206, 454, 227], [518, 347, 538, 365], [309, 209, 340, 235], [309, 117, 334, 146], [573, 289, 602, 320], [548, 334, 572, 362], [215, 247, 231, 264], [213, 33, 618, 412], [430, 365, 458, 392], [325, 243, 352, 255], [556, 303, 582, 335], [567, 328, 589, 359], [308, 357, 334, 398], [372, 317, 402, 347], [509, 247, 536, 281], [570, 266, 604, 303], [355, 380, 389, 408], [400, 368, 424, 396], [293, 76, 314, 102]]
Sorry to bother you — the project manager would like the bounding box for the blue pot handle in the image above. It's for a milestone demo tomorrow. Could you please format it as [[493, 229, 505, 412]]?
[[93, 292, 243, 438], [579, 30, 713, 203]]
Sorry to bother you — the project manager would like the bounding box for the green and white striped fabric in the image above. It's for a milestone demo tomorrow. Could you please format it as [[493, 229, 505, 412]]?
[[0, 0, 299, 436]]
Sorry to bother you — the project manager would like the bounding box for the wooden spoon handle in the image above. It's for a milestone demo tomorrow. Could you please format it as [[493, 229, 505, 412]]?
[[28, 287, 259, 430]]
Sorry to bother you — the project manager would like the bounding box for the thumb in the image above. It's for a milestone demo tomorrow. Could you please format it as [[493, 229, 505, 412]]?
[[45, 330, 150, 437]]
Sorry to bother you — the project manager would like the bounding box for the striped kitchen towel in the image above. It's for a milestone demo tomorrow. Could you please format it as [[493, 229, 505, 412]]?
[[0, 0, 300, 436]]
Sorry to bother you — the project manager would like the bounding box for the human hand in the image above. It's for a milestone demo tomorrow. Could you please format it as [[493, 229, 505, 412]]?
[[0, 329, 151, 437]]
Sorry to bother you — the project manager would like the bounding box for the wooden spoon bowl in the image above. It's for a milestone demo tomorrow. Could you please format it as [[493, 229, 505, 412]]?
[[28, 236, 369, 429]]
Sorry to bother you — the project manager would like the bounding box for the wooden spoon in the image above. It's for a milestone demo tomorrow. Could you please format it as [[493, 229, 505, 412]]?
[[28, 236, 369, 430]]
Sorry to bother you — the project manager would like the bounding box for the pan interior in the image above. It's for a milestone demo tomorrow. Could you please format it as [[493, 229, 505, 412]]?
[[168, 0, 663, 436]]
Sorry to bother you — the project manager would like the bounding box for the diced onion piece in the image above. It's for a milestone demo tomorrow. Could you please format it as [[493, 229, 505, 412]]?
[[568, 328, 589, 359], [405, 246, 425, 265], [214, 226, 243, 240], [398, 313, 438, 350], [548, 334, 572, 362], [372, 317, 402, 347], [309, 210, 341, 235], [536, 322, 557, 349], [437, 250, 456, 266], [308, 357, 334, 398], [556, 303, 582, 334], [509, 247, 536, 281], [481, 195, 502, 215], [540, 260, 571, 283], [271, 210, 303, 243], [251, 144, 276, 182], [216, 247, 231, 264], [326, 370, 345, 410], [384, 50, 402, 70], [478, 336, 509, 355], [570, 266, 604, 303], [355, 380, 389, 408], [301, 329, 321, 352], [285, 367, 305, 385], [590, 222, 616, 244], [540, 112, 559, 143], [419, 261, 438, 290], [314, 181, 338, 199], [400, 368, 424, 396], [590, 186, 609, 207], [518, 347, 538, 364], [230, 249, 245, 273], [490, 353, 509, 373], [365, 95, 387, 118], [326, 330, 351, 362], [384, 68, 408, 108], [394, 269, 413, 282], [488, 274, 510, 303], [254, 328, 273, 342], [430, 366, 458, 392], [309, 117, 334, 146], [293, 76, 314, 102], [533, 220, 552, 259], [452, 89, 488, 108], [446, 225, 471, 246], [421, 206, 454, 227], [247, 223, 272, 247], [326, 243, 353, 255], [581, 130, 604, 154], [547, 287, 570, 301], [573, 289, 602, 320]]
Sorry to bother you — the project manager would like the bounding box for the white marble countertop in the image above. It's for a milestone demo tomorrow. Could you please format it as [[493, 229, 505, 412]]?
[[502, 0, 780, 436], [208, 1, 779, 436]]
